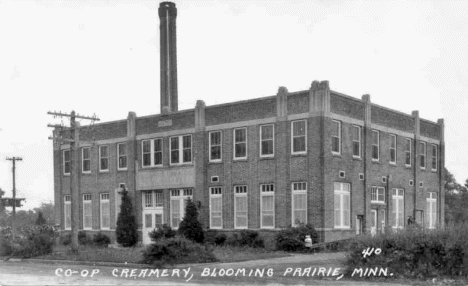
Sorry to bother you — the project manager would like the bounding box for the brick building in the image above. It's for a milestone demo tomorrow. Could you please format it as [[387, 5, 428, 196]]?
[[53, 2, 445, 244]]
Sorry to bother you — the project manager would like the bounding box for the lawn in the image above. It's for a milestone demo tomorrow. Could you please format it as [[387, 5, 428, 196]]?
[[35, 244, 289, 265]]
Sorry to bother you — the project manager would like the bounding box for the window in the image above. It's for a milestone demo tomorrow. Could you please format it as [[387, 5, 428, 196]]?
[[291, 120, 307, 154], [170, 189, 193, 228], [99, 145, 109, 171], [142, 138, 163, 167], [352, 125, 361, 158], [331, 120, 341, 154], [234, 128, 247, 159], [392, 189, 404, 229], [170, 135, 192, 164], [115, 187, 122, 226], [405, 138, 412, 167], [82, 147, 91, 173], [420, 142, 426, 169], [431, 144, 438, 171], [117, 143, 127, 170], [63, 150, 70, 175], [143, 190, 164, 208], [389, 134, 397, 164], [210, 187, 223, 229], [209, 131, 222, 162], [372, 130, 379, 161], [100, 193, 110, 229], [260, 184, 275, 228], [292, 182, 307, 226], [234, 186, 248, 229], [426, 192, 437, 229], [260, 125, 274, 157], [83, 194, 92, 230], [371, 186, 386, 204], [334, 182, 350, 228], [64, 195, 71, 230]]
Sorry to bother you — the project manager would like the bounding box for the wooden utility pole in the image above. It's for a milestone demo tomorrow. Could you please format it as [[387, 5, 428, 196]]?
[[6, 156, 22, 238], [47, 110, 99, 252]]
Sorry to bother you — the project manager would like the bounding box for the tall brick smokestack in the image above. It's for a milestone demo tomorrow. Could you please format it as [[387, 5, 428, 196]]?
[[159, 2, 178, 114]]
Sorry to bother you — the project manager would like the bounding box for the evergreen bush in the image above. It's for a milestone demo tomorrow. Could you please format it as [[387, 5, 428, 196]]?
[[178, 198, 204, 243], [93, 232, 111, 247], [275, 223, 319, 251], [116, 189, 138, 247], [149, 224, 176, 241]]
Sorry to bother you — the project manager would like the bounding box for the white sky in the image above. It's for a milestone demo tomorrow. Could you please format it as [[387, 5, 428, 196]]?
[[1, 0, 467, 210]]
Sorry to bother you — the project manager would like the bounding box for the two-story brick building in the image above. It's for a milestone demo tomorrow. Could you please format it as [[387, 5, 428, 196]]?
[[52, 2, 444, 244]]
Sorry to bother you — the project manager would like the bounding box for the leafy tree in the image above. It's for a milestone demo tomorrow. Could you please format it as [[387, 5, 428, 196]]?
[[444, 168, 468, 224], [33, 203, 54, 225], [116, 189, 138, 247], [36, 211, 47, 225], [178, 198, 204, 243]]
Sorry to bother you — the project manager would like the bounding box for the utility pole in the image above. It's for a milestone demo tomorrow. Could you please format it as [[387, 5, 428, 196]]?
[[6, 156, 22, 238], [47, 110, 99, 252]]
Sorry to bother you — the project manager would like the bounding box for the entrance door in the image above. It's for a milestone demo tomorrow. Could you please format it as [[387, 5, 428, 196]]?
[[142, 209, 163, 244], [370, 210, 377, 236], [356, 215, 363, 235]]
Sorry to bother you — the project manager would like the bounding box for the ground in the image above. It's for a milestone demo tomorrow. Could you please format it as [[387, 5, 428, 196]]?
[[0, 252, 411, 285]]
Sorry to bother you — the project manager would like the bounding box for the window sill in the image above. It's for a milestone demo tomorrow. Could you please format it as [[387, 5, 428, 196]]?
[[233, 158, 248, 162], [371, 201, 386, 205], [332, 152, 341, 157], [352, 156, 362, 161], [371, 159, 380, 164], [333, 227, 351, 230], [259, 156, 275, 160], [291, 151, 307, 156], [431, 169, 438, 173], [208, 161, 223, 164], [82, 172, 92, 175], [169, 163, 194, 167], [405, 165, 412, 169], [99, 170, 109, 174], [117, 168, 128, 172], [420, 167, 426, 171], [389, 162, 397, 166], [63, 174, 70, 177]]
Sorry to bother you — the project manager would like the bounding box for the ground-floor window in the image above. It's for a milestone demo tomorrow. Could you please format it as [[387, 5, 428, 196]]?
[[83, 194, 92, 229], [100, 193, 110, 230], [292, 182, 307, 226], [426, 192, 437, 229], [260, 184, 275, 228], [234, 186, 248, 229], [392, 189, 404, 229], [64, 195, 71, 230], [170, 189, 193, 228], [210, 187, 222, 229], [334, 182, 350, 228]]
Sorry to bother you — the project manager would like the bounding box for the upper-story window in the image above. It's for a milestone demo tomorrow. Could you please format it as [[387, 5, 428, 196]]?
[[352, 125, 361, 158], [405, 138, 412, 167], [142, 138, 163, 167], [371, 130, 379, 161], [389, 134, 397, 164], [234, 128, 247, 159], [170, 135, 192, 164], [420, 142, 426, 169], [117, 143, 127, 170], [331, 120, 341, 155], [431, 144, 438, 171], [99, 145, 109, 172], [82, 147, 91, 173], [209, 131, 222, 162], [260, 124, 274, 157], [63, 150, 70, 175], [371, 186, 385, 204], [291, 120, 307, 154]]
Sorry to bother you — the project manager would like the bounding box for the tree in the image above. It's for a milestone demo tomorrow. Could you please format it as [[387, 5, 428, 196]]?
[[36, 211, 46, 225], [178, 198, 204, 243], [116, 189, 138, 247], [444, 168, 468, 224], [33, 203, 54, 225]]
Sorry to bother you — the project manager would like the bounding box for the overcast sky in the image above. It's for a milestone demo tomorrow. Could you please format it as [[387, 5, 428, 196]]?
[[1, 0, 467, 210]]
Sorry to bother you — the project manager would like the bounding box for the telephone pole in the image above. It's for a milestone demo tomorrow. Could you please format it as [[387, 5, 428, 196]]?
[[6, 156, 22, 238], [47, 110, 99, 252]]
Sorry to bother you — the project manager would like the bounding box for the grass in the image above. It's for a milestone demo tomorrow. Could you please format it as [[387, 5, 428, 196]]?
[[35, 243, 289, 265]]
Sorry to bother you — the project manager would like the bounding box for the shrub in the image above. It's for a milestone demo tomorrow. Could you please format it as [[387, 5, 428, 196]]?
[[205, 230, 227, 245], [276, 223, 319, 251], [0, 225, 57, 258], [149, 224, 177, 241], [178, 198, 204, 243], [142, 236, 217, 267], [78, 231, 93, 245], [93, 233, 111, 247], [35, 211, 47, 225], [61, 233, 71, 246], [116, 189, 138, 247], [225, 230, 264, 248], [345, 224, 468, 279]]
